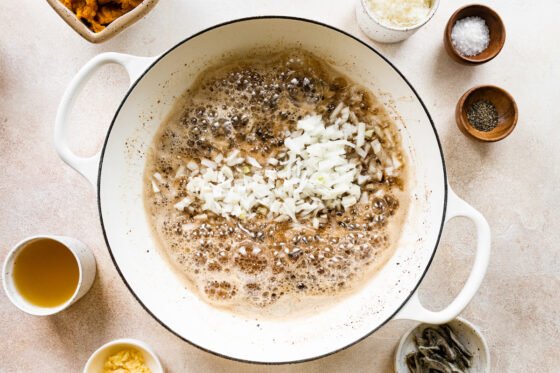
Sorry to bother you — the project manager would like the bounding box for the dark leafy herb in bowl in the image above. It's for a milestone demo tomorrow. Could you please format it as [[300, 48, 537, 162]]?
[[406, 324, 473, 373]]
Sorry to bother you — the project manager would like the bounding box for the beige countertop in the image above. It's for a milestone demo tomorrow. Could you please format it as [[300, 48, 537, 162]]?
[[1, 0, 559, 371]]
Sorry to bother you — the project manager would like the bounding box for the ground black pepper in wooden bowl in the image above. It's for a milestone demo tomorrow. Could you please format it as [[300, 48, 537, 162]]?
[[467, 100, 498, 132], [456, 85, 518, 142]]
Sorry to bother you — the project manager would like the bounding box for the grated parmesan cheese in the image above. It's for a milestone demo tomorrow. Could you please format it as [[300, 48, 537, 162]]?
[[366, 0, 432, 28]]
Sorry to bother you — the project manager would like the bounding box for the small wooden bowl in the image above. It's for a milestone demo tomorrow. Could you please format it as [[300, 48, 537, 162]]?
[[456, 85, 518, 142], [444, 4, 506, 65]]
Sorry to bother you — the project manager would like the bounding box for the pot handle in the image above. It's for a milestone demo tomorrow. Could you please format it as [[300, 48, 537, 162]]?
[[54, 52, 156, 187], [394, 186, 491, 324]]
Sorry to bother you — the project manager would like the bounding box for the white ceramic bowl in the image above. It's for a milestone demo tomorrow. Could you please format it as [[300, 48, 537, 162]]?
[[394, 317, 490, 372], [356, 0, 440, 43], [2, 235, 96, 316], [83, 338, 163, 373]]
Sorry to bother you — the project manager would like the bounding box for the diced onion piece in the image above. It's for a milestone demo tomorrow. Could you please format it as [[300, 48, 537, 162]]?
[[340, 107, 350, 122], [359, 191, 369, 204], [201, 159, 217, 169], [384, 129, 394, 146], [342, 196, 358, 209], [222, 165, 234, 179], [372, 139, 382, 155], [356, 122, 366, 148], [246, 156, 262, 168], [358, 174, 370, 185], [182, 223, 196, 231], [356, 147, 368, 159], [349, 111, 359, 125], [187, 161, 198, 171], [151, 180, 160, 193], [174, 166, 186, 179], [330, 102, 344, 122], [174, 197, 192, 211], [312, 217, 320, 229], [392, 154, 402, 169]]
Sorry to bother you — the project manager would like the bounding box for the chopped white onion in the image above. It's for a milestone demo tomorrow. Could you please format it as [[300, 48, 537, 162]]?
[[174, 105, 400, 223]]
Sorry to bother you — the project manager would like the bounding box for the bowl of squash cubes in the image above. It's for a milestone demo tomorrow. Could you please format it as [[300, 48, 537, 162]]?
[[47, 0, 159, 43]]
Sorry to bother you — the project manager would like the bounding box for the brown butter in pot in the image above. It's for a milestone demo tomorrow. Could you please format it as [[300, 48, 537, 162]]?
[[144, 49, 409, 317]]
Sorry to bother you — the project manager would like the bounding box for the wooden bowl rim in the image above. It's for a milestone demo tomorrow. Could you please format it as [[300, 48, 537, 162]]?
[[445, 4, 506, 65], [456, 85, 519, 142]]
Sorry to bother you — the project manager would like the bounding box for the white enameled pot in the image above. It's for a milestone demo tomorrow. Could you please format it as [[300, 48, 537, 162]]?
[[54, 17, 490, 364]]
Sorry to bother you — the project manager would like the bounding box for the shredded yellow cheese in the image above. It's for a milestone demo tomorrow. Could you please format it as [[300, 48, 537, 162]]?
[[103, 348, 152, 373]]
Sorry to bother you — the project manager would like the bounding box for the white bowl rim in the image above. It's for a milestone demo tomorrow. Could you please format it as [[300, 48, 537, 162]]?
[[96, 16, 448, 365], [359, 0, 441, 32], [83, 338, 163, 373], [394, 316, 491, 372], [2, 235, 85, 316]]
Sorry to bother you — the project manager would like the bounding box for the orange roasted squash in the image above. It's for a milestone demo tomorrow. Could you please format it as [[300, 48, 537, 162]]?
[[60, 0, 143, 33]]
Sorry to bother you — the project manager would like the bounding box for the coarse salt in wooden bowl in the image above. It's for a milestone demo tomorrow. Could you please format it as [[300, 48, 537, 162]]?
[[456, 85, 518, 142], [46, 0, 159, 43], [444, 4, 506, 65]]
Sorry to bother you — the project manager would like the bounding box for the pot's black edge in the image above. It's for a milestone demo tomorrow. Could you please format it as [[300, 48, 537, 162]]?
[[96, 15, 448, 366]]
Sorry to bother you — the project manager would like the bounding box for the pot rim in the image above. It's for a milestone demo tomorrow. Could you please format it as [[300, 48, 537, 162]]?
[[96, 16, 448, 365]]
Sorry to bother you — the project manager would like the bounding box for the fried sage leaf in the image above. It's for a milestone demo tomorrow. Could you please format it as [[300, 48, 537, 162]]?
[[405, 324, 473, 373]]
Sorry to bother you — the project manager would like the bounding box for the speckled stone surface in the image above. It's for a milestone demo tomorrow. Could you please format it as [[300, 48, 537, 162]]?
[[1, 0, 558, 372]]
